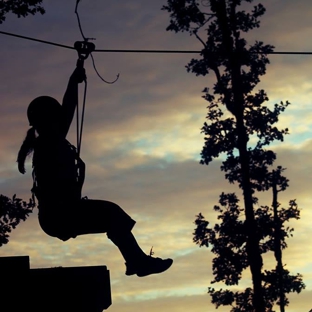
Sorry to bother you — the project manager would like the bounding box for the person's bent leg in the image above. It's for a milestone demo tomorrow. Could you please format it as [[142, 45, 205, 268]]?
[[73, 199, 146, 262], [73, 198, 136, 235], [73, 198, 173, 276]]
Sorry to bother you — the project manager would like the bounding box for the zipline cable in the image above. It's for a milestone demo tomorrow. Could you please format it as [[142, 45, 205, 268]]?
[[93, 49, 312, 55], [1, 30, 312, 55], [0, 30, 74, 50]]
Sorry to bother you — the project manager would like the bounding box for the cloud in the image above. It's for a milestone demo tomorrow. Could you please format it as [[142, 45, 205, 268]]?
[[1, 1, 312, 311]]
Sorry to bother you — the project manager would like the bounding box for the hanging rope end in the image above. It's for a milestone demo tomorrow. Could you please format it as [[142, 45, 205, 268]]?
[[90, 53, 121, 84], [110, 73, 120, 84]]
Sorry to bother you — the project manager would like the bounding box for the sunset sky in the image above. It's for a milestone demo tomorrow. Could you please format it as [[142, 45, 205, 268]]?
[[1, 0, 312, 311]]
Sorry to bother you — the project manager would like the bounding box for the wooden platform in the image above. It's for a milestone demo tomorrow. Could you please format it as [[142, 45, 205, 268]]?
[[0, 256, 111, 312]]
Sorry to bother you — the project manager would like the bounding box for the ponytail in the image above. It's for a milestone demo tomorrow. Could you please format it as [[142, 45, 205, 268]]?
[[17, 127, 37, 174]]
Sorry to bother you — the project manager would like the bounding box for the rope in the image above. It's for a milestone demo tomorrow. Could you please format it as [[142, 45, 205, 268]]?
[[75, 0, 88, 157], [90, 53, 119, 84], [75, 0, 87, 41], [76, 86, 80, 156], [74, 0, 119, 155], [77, 79, 87, 156]]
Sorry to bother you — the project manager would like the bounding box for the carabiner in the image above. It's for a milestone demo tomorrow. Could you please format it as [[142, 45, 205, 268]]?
[[74, 41, 96, 60]]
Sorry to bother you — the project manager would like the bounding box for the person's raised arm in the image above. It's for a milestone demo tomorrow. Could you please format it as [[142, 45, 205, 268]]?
[[61, 66, 86, 137]]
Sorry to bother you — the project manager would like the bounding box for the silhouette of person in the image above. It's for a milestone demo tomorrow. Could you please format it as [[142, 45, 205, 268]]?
[[17, 66, 172, 277]]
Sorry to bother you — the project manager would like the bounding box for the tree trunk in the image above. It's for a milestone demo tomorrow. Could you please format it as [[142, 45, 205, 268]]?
[[272, 172, 285, 312], [234, 62, 265, 312], [212, 1, 265, 310]]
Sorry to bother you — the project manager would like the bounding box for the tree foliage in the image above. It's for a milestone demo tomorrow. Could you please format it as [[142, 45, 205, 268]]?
[[163, 0, 304, 311], [0, 0, 45, 24], [194, 197, 304, 311], [0, 194, 35, 246]]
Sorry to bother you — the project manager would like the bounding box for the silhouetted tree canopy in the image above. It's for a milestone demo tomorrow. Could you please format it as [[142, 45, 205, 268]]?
[[0, 0, 45, 24], [0, 194, 35, 246]]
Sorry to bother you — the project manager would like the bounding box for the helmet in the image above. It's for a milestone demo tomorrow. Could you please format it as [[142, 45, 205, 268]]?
[[27, 96, 61, 126]]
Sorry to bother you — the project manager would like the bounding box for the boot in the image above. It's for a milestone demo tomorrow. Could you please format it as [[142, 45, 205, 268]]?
[[126, 255, 173, 277], [108, 231, 173, 277]]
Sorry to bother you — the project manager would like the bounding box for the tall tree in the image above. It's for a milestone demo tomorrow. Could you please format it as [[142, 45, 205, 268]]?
[[162, 1, 304, 311], [0, 0, 45, 24]]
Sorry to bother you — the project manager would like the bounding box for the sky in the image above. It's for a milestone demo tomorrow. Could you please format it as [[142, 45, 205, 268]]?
[[1, 0, 312, 311]]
